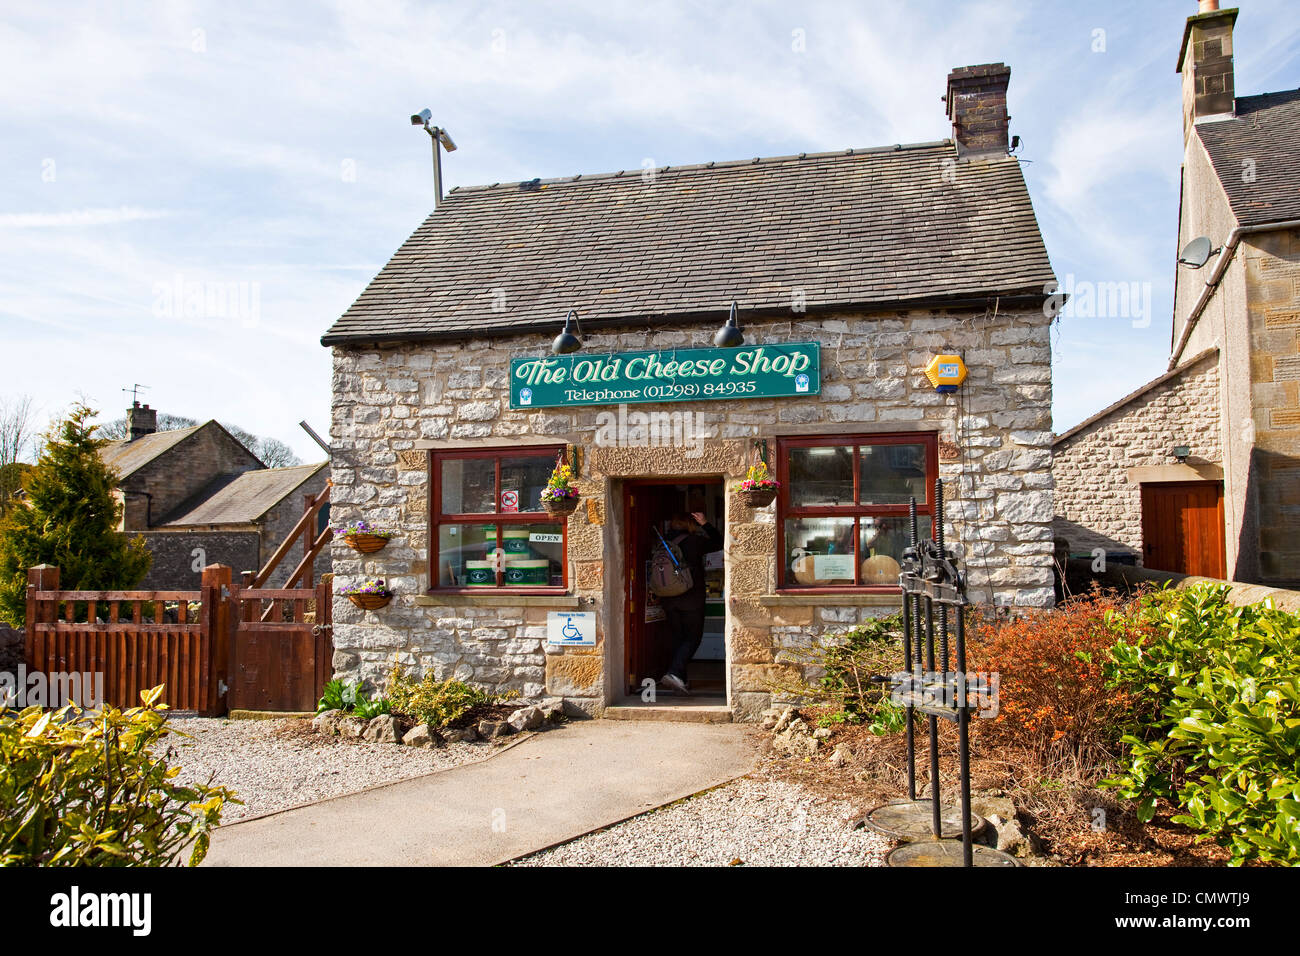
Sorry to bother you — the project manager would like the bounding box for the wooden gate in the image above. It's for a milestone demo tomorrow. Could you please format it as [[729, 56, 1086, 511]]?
[[1141, 480, 1226, 578], [228, 576, 333, 713], [226, 481, 334, 712]]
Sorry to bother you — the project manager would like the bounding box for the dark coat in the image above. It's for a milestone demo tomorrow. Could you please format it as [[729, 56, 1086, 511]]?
[[660, 522, 723, 606]]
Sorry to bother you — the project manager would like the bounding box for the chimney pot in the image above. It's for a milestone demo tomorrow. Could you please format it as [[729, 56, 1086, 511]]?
[[1199, 0, 1219, 12]]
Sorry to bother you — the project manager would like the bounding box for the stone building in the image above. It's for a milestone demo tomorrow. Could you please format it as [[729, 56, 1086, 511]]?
[[101, 403, 330, 588], [323, 62, 1058, 721], [1053, 2, 1300, 587]]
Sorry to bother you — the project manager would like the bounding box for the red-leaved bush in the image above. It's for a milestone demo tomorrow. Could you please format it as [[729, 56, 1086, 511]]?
[[966, 590, 1152, 773]]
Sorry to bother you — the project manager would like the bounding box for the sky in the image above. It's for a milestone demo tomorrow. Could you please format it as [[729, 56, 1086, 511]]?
[[1, 0, 1298, 463]]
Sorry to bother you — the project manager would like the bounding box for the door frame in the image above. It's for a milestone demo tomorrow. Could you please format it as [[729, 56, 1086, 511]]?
[[617, 475, 727, 703]]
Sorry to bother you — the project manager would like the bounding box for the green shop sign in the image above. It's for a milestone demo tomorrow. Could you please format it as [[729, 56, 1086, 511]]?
[[509, 342, 820, 409]]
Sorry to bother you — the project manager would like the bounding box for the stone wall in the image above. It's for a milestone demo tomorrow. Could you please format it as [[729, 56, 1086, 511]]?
[[1243, 227, 1300, 586], [1052, 350, 1221, 558], [136, 530, 261, 589], [1174, 133, 1252, 580], [328, 308, 1056, 720]]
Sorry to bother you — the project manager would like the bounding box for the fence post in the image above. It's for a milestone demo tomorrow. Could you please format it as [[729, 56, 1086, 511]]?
[[24, 565, 60, 679], [315, 572, 334, 702], [201, 564, 232, 717]]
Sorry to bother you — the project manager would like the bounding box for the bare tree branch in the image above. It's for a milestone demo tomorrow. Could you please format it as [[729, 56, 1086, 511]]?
[[0, 396, 35, 468]]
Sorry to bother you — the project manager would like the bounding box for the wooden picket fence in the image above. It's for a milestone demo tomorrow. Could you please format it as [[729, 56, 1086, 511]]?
[[23, 562, 333, 716], [21, 484, 335, 716], [24, 564, 231, 714]]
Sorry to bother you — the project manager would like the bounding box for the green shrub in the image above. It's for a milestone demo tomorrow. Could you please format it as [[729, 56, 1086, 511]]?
[[768, 614, 904, 725], [317, 678, 390, 719], [317, 678, 354, 713], [1105, 585, 1300, 866], [352, 694, 392, 721], [387, 664, 489, 728], [0, 687, 237, 866], [868, 696, 908, 736]]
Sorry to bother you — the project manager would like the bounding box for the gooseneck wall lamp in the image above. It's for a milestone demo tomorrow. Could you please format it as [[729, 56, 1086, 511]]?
[[714, 300, 745, 348], [551, 310, 583, 354]]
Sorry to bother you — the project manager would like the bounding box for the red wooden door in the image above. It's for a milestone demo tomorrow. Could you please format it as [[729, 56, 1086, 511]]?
[[1141, 481, 1226, 578], [623, 484, 677, 694]]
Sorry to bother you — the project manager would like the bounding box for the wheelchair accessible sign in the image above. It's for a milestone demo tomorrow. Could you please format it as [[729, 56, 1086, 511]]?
[[547, 611, 596, 646]]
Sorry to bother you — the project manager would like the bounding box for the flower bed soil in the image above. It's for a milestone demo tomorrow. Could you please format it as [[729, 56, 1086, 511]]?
[[764, 705, 1232, 867]]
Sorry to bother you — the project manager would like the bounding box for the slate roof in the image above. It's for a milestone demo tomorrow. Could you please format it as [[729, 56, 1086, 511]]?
[[322, 141, 1056, 346], [1197, 88, 1300, 228], [101, 425, 204, 479], [161, 463, 328, 527]]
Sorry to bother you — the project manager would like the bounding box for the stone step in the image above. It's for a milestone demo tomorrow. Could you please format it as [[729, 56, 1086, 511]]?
[[604, 704, 732, 723]]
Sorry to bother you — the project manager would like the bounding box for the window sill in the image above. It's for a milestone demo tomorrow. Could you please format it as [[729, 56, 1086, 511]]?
[[415, 592, 581, 608], [761, 592, 902, 607]]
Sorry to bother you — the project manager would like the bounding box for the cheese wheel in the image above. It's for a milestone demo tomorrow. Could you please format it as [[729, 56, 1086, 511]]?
[[860, 554, 901, 585]]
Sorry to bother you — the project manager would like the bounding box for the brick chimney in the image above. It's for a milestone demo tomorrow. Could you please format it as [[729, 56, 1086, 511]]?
[[128, 402, 157, 441], [1176, 2, 1238, 143], [945, 63, 1012, 158]]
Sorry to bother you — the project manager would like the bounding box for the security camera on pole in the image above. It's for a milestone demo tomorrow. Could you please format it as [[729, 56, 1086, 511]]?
[[409, 108, 457, 207]]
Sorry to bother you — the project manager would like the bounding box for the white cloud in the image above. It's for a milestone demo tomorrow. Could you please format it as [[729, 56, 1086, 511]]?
[[0, 206, 171, 228]]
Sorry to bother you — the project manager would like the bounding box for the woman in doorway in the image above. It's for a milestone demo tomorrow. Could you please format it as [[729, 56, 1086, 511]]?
[[659, 511, 723, 695]]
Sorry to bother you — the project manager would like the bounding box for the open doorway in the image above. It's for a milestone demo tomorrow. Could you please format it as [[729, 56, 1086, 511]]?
[[621, 479, 725, 702]]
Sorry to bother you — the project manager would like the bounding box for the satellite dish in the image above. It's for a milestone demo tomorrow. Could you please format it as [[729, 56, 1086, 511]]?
[[1178, 236, 1217, 269]]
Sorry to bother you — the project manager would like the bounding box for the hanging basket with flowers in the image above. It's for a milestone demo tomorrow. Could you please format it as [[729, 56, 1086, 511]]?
[[539, 453, 581, 516], [734, 460, 780, 508], [334, 520, 393, 554], [338, 579, 393, 610]]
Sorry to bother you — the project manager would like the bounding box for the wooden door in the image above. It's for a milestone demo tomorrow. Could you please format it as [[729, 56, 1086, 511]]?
[[623, 484, 676, 694], [1141, 481, 1226, 578]]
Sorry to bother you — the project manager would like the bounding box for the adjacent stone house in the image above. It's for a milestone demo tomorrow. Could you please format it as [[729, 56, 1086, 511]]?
[[1054, 3, 1300, 587], [101, 403, 330, 588], [323, 62, 1058, 720]]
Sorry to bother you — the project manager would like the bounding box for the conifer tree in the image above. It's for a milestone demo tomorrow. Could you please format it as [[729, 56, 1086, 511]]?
[[0, 404, 151, 625]]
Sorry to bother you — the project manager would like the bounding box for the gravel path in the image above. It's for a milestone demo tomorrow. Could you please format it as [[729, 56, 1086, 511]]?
[[164, 716, 496, 822], [513, 777, 892, 866]]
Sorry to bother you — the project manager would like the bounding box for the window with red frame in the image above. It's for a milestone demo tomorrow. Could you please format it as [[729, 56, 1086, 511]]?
[[429, 446, 568, 591], [776, 433, 937, 590]]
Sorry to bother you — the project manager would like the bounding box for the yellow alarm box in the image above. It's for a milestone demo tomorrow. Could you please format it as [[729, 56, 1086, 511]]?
[[924, 354, 967, 392]]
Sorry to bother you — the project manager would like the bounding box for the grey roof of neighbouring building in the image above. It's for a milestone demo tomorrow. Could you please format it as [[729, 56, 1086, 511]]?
[[321, 141, 1056, 346], [161, 463, 328, 527], [1198, 88, 1300, 228], [101, 424, 205, 478]]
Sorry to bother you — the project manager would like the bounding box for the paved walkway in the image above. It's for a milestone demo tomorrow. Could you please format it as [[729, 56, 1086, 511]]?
[[204, 720, 758, 866]]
